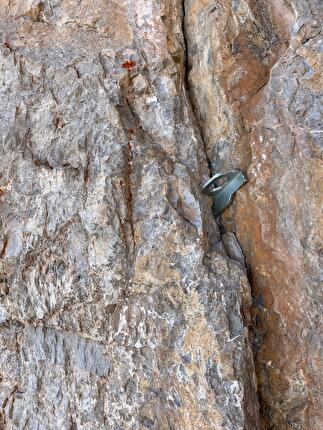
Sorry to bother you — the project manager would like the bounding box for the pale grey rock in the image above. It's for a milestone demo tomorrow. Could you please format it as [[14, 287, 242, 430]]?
[[0, 1, 258, 430]]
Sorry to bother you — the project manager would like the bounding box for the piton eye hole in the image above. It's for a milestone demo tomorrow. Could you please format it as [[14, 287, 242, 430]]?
[[202, 169, 248, 217]]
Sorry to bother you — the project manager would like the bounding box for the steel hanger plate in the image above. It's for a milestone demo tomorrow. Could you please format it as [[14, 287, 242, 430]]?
[[202, 169, 248, 217]]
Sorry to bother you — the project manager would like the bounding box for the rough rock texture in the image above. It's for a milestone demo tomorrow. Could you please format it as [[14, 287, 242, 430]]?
[[0, 1, 259, 429], [0, 1, 321, 429], [185, 0, 322, 428]]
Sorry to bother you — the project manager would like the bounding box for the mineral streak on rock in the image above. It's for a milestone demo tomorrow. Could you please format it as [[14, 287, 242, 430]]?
[[185, 0, 322, 428], [0, 1, 259, 429]]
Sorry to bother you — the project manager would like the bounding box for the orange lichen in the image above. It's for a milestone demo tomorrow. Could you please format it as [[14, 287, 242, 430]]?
[[121, 60, 136, 70]]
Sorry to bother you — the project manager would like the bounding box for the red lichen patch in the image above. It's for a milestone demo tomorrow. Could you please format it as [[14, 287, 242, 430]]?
[[121, 60, 136, 70]]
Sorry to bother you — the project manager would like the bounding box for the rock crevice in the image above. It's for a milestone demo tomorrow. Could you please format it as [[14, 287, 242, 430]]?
[[184, 0, 322, 428]]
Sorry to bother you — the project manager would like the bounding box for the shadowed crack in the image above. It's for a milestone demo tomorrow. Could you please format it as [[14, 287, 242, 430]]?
[[181, 1, 261, 428], [181, 0, 213, 177]]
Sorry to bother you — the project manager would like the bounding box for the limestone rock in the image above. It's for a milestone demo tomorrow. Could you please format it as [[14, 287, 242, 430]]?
[[0, 0, 321, 429], [185, 0, 322, 428], [0, 1, 258, 429]]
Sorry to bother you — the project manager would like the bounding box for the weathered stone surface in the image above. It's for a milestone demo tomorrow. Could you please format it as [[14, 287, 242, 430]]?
[[0, 0, 322, 429], [185, 0, 322, 428], [0, 1, 260, 429]]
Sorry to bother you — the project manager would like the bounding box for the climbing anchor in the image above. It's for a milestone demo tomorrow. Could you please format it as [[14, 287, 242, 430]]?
[[202, 169, 248, 217]]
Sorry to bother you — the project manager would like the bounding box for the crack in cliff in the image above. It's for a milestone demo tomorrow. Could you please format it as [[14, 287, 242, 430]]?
[[180, 1, 313, 425], [115, 101, 136, 262], [181, 1, 262, 428], [125, 137, 135, 251], [181, 0, 213, 177]]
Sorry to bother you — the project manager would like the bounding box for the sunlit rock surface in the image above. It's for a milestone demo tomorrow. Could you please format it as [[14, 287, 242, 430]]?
[[0, 1, 258, 429], [0, 1, 321, 429]]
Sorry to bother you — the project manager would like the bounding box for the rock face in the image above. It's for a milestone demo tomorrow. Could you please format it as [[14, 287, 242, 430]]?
[[185, 0, 322, 428], [0, 1, 259, 429], [0, 1, 321, 430]]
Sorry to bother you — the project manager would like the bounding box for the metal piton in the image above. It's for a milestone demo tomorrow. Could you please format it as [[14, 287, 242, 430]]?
[[202, 169, 248, 217]]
